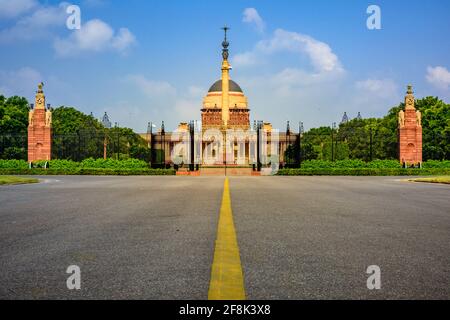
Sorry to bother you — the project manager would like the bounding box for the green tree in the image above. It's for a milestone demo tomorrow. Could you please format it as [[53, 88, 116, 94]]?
[[0, 95, 29, 159], [52, 106, 150, 162], [106, 126, 149, 161], [302, 127, 332, 160], [52, 107, 105, 160], [0, 95, 29, 133], [371, 110, 399, 160], [416, 97, 450, 160], [301, 126, 350, 161], [338, 119, 371, 161]]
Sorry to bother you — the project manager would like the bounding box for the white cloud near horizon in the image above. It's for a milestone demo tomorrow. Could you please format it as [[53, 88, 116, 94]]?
[[0, 67, 41, 97], [350, 78, 402, 118], [426, 66, 450, 90], [54, 19, 136, 57], [243, 8, 265, 33], [0, 66, 75, 108], [355, 78, 399, 99], [0, 0, 38, 18], [122, 74, 208, 129], [125, 74, 176, 98]]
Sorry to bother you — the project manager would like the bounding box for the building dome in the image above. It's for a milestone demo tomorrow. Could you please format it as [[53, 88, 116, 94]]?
[[208, 79, 243, 93]]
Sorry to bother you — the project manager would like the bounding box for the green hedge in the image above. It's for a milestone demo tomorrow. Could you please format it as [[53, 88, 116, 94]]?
[[299, 159, 403, 169], [0, 168, 176, 176], [79, 158, 149, 169], [32, 158, 149, 169], [0, 159, 29, 169], [277, 168, 450, 176], [422, 160, 450, 168], [33, 159, 78, 169], [297, 160, 450, 169], [0, 159, 150, 169]]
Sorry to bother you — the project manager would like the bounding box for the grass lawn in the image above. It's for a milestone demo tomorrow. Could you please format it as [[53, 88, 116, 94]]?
[[0, 176, 39, 185], [410, 176, 450, 185]]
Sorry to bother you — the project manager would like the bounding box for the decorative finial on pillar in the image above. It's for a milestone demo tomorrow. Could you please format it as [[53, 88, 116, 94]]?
[[37, 82, 44, 93], [221, 26, 230, 60], [407, 84, 413, 94], [405, 84, 415, 109]]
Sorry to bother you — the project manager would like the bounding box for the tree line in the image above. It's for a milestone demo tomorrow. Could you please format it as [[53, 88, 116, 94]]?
[[1, 94, 449, 162], [285, 96, 449, 164], [0, 95, 150, 162]]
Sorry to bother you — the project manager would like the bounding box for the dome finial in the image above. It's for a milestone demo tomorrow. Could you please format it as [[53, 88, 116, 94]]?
[[221, 26, 230, 60]]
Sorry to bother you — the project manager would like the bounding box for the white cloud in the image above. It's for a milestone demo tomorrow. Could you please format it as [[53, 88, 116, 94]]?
[[0, 67, 42, 97], [231, 28, 345, 100], [0, 67, 74, 107], [172, 86, 207, 121], [355, 78, 398, 99], [0, 0, 37, 18], [111, 28, 136, 51], [126, 74, 176, 98], [0, 2, 68, 43], [230, 23, 347, 129], [120, 74, 207, 129], [54, 19, 136, 56], [245, 67, 343, 98], [187, 85, 205, 98], [0, 2, 135, 57], [173, 98, 200, 122], [426, 66, 450, 90], [348, 78, 402, 117], [243, 8, 265, 33], [230, 30, 401, 128], [233, 29, 344, 75], [233, 51, 259, 67], [260, 29, 343, 73]]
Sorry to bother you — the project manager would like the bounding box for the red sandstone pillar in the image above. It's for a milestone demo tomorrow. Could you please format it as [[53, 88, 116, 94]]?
[[28, 83, 52, 162], [398, 85, 422, 167]]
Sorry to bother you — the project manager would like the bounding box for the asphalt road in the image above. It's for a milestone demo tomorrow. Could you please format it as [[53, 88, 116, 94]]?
[[0, 176, 449, 299], [0, 176, 224, 299], [231, 176, 450, 299]]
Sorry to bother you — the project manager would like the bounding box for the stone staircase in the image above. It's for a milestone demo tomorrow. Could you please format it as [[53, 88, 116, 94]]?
[[176, 166, 260, 176]]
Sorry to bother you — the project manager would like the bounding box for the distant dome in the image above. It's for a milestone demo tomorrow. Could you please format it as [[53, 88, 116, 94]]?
[[208, 79, 243, 93]]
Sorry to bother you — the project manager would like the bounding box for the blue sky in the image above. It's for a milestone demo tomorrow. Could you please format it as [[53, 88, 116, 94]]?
[[0, 0, 449, 132]]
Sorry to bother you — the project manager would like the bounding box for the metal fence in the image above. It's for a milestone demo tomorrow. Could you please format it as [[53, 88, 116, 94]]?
[[282, 121, 399, 167], [1, 121, 447, 164], [0, 131, 150, 162]]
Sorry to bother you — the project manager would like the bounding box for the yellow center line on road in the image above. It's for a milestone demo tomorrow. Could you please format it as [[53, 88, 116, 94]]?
[[208, 177, 246, 300]]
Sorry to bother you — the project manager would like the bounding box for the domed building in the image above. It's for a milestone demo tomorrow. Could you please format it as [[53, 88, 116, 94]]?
[[144, 28, 299, 173], [201, 29, 250, 131]]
